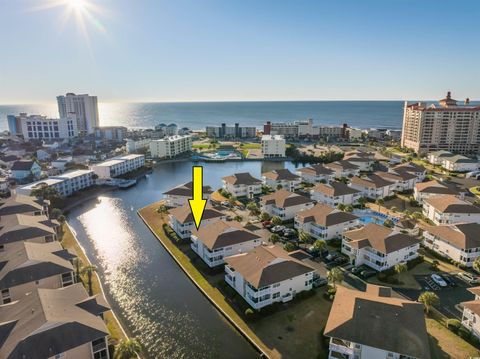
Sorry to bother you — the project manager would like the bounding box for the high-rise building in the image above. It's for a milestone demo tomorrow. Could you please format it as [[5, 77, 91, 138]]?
[[57, 93, 99, 135], [7, 113, 78, 140], [149, 135, 192, 158], [401, 92, 480, 155], [205, 123, 256, 138]]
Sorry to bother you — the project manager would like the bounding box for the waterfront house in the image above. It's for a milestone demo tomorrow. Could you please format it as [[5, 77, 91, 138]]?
[[261, 134, 286, 158], [190, 221, 261, 268], [324, 161, 360, 178], [341, 223, 420, 271], [169, 204, 226, 239], [423, 223, 480, 267], [0, 195, 49, 216], [414, 180, 459, 204], [0, 214, 58, 251], [349, 174, 396, 199], [390, 162, 426, 182], [423, 195, 480, 225], [296, 164, 335, 184], [374, 170, 417, 192], [90, 154, 145, 179], [441, 155, 479, 172], [10, 160, 41, 182], [222, 172, 262, 198], [462, 287, 480, 339], [324, 285, 431, 359], [150, 135, 192, 159], [163, 181, 213, 208], [224, 245, 315, 310], [0, 283, 111, 359], [260, 189, 314, 221], [310, 181, 361, 206], [261, 169, 301, 191], [0, 241, 75, 304], [294, 203, 360, 241], [343, 150, 375, 171]]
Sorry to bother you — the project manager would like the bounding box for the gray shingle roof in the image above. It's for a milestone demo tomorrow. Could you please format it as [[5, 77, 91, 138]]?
[[0, 214, 56, 245]]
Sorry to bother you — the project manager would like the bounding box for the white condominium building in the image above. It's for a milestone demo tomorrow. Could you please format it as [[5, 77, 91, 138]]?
[[149, 135, 192, 159], [126, 138, 151, 153], [7, 113, 78, 139], [401, 92, 480, 155], [222, 172, 262, 198], [57, 93, 100, 135], [90, 154, 145, 179], [261, 135, 286, 158], [462, 287, 480, 339]]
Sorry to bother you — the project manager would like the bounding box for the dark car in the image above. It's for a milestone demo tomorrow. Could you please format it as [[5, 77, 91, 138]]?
[[441, 274, 457, 287], [333, 256, 348, 265], [360, 270, 376, 279], [351, 266, 362, 275], [282, 228, 297, 237], [313, 277, 328, 288]]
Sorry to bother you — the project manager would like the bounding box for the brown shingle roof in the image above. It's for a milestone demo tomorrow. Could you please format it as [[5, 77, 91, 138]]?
[[260, 189, 313, 208], [324, 285, 431, 359], [462, 300, 480, 316], [350, 174, 394, 189], [297, 164, 334, 176], [222, 172, 262, 185], [325, 160, 359, 171], [225, 245, 314, 288], [0, 214, 56, 245], [191, 220, 261, 250], [169, 204, 225, 224], [163, 181, 213, 196], [424, 195, 480, 213], [0, 195, 46, 216], [312, 181, 360, 197], [296, 203, 358, 226], [343, 223, 420, 254], [262, 169, 300, 181], [415, 180, 458, 194], [468, 286, 480, 297], [424, 223, 480, 250]]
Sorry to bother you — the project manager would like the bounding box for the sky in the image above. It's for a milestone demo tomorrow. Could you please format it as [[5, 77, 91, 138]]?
[[0, 0, 479, 104]]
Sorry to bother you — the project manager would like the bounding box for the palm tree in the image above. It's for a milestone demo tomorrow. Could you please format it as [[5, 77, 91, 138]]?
[[313, 239, 326, 251], [473, 257, 480, 274], [299, 231, 312, 247], [228, 196, 237, 207], [418, 291, 439, 314], [114, 338, 142, 359], [344, 205, 354, 213], [327, 267, 344, 289], [271, 216, 282, 226], [246, 202, 260, 216], [375, 198, 384, 212], [157, 205, 168, 218], [394, 263, 408, 278], [270, 233, 280, 244], [81, 265, 97, 296], [260, 212, 271, 222], [358, 197, 368, 210], [337, 203, 346, 211], [73, 258, 83, 283]]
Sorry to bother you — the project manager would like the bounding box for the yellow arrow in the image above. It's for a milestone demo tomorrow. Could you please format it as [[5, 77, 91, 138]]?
[[188, 166, 207, 230]]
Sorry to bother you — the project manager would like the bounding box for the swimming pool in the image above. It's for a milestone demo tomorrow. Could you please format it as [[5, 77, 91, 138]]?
[[354, 209, 399, 225]]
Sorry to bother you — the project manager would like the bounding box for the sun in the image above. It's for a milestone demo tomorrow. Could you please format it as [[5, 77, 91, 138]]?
[[69, 0, 87, 12]]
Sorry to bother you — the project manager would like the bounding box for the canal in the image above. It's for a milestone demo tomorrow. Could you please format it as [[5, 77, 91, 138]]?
[[67, 160, 301, 359]]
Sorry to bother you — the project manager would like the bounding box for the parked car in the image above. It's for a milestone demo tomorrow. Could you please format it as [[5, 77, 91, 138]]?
[[271, 225, 286, 233], [333, 256, 349, 265], [457, 272, 480, 284], [360, 270, 376, 279], [431, 274, 448, 287], [221, 201, 231, 207], [441, 274, 457, 287], [325, 253, 339, 262], [262, 220, 272, 228], [250, 219, 260, 224], [351, 266, 362, 275], [282, 228, 296, 237], [225, 215, 233, 221], [313, 277, 328, 288]]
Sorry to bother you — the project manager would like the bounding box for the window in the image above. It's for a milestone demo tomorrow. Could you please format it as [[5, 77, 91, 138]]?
[[1, 289, 10, 304]]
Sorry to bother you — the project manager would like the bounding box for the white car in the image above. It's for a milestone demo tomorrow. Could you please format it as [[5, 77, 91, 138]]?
[[457, 272, 480, 284], [431, 274, 447, 287]]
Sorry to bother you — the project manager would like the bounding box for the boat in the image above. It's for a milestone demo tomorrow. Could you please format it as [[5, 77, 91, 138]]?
[[118, 179, 137, 189]]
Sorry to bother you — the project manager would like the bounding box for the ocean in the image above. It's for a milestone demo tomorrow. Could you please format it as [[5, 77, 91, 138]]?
[[0, 101, 405, 131]]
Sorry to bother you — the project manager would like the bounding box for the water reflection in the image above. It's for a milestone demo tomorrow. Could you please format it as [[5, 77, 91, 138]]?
[[67, 160, 300, 358]]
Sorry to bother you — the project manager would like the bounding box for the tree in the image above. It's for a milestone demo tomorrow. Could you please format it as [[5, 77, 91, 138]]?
[[228, 196, 237, 207], [418, 291, 439, 314], [51, 208, 63, 219], [81, 265, 97, 296], [31, 184, 63, 207], [473, 257, 480, 274], [156, 204, 168, 217], [344, 205, 354, 213], [358, 197, 368, 210], [383, 219, 394, 228], [270, 233, 280, 244], [375, 198, 384, 211], [246, 202, 260, 216], [313, 239, 327, 251], [234, 215, 243, 222], [299, 231, 312, 247], [260, 212, 271, 222], [394, 263, 408, 276], [73, 258, 83, 283], [337, 203, 346, 211], [283, 242, 295, 252], [271, 216, 282, 225], [276, 184, 283, 190], [114, 338, 142, 359], [327, 267, 344, 289]]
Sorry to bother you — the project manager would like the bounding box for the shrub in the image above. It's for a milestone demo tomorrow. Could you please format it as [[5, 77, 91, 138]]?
[[447, 319, 462, 333], [458, 325, 472, 340], [245, 308, 255, 316]]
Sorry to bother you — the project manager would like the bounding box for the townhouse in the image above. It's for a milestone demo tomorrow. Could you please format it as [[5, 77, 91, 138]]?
[[423, 195, 480, 225], [342, 223, 420, 271], [11, 160, 42, 182], [462, 287, 480, 339], [0, 195, 48, 216], [0, 214, 58, 251], [414, 180, 459, 204], [222, 172, 262, 198], [391, 162, 426, 182], [324, 285, 431, 359], [91, 154, 145, 179], [310, 181, 361, 206], [0, 241, 75, 304], [224, 245, 315, 310], [349, 174, 396, 199], [0, 284, 111, 359], [15, 169, 95, 197], [423, 223, 480, 267], [294, 203, 360, 241], [260, 189, 314, 221], [190, 221, 261, 268], [324, 161, 360, 178], [261, 168, 301, 191], [163, 181, 213, 207], [441, 155, 479, 173], [374, 170, 417, 192], [428, 150, 454, 165], [296, 164, 335, 184], [343, 150, 375, 171], [169, 204, 226, 239]]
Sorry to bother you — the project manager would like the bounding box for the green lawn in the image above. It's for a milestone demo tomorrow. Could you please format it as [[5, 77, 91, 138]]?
[[239, 142, 261, 149]]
